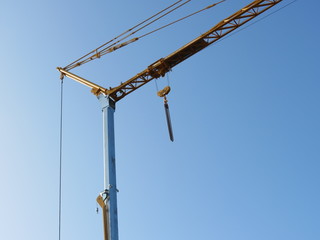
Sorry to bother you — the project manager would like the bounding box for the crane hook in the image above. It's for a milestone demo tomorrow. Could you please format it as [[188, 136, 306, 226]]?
[[157, 86, 174, 142]]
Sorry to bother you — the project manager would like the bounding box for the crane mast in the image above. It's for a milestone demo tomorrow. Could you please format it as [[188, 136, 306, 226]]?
[[57, 1, 283, 240]]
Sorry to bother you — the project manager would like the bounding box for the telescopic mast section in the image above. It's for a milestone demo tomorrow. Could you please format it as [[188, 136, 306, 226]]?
[[57, 1, 283, 240]]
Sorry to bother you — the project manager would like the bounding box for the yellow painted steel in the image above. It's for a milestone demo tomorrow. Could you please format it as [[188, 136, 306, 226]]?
[[97, 195, 110, 240], [58, 0, 282, 102]]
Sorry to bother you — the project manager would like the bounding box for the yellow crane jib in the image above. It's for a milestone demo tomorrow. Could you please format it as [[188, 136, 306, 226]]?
[[58, 0, 283, 102]]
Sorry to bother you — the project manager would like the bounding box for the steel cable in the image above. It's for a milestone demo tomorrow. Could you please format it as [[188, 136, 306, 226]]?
[[64, 0, 191, 71], [58, 79, 64, 240]]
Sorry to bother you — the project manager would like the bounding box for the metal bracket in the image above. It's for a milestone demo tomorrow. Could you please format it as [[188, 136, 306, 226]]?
[[100, 188, 110, 202]]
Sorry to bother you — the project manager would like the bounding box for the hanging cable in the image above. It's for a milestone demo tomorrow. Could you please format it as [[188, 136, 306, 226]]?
[[166, 71, 171, 87], [164, 73, 174, 142], [164, 96, 174, 142], [58, 78, 64, 240], [64, 0, 192, 71], [154, 78, 160, 93]]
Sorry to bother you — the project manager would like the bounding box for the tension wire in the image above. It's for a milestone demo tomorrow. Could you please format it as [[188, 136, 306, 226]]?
[[58, 78, 64, 240], [64, 0, 192, 71]]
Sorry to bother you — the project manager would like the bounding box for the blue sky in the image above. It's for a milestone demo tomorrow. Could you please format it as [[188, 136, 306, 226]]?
[[1, 0, 319, 240]]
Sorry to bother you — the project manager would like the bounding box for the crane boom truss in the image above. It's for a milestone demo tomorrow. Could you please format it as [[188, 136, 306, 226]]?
[[58, 0, 282, 102]]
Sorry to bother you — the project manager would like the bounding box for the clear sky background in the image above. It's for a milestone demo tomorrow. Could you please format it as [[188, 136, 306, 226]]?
[[1, 0, 319, 240]]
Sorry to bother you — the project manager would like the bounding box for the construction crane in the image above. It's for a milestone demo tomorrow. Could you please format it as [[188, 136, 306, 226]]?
[[57, 1, 283, 240]]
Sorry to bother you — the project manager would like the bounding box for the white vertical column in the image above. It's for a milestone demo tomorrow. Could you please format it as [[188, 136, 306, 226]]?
[[98, 94, 119, 240]]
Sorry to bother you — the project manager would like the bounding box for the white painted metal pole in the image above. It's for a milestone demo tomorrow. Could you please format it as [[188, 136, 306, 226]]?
[[98, 94, 119, 240]]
